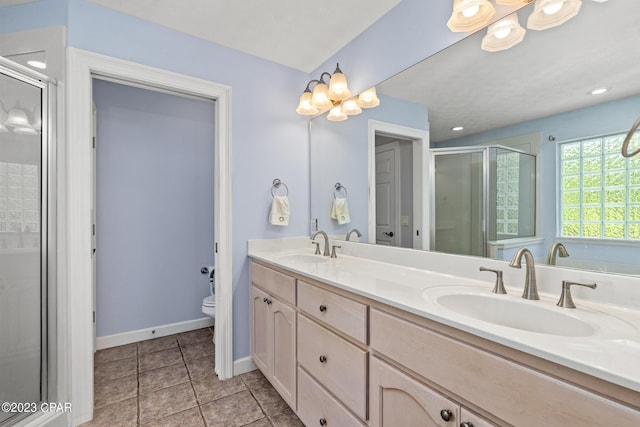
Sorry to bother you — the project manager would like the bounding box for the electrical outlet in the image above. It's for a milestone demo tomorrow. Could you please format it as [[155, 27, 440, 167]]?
[[311, 218, 318, 233]]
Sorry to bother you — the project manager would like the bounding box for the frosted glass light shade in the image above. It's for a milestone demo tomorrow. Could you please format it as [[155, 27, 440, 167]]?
[[447, 0, 496, 32], [13, 126, 37, 135], [496, 0, 526, 4], [296, 91, 319, 115], [0, 105, 8, 132], [527, 0, 582, 31], [311, 82, 333, 110], [327, 105, 347, 122], [482, 12, 526, 52], [341, 97, 362, 115], [6, 105, 30, 127], [328, 71, 351, 101], [357, 87, 380, 108]]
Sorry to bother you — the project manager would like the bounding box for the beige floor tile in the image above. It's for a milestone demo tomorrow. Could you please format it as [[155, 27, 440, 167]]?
[[268, 407, 304, 427], [180, 340, 215, 361], [240, 370, 270, 390], [250, 384, 290, 417], [200, 390, 265, 427], [94, 374, 137, 409], [140, 407, 205, 427], [94, 343, 137, 366], [176, 328, 213, 346], [139, 382, 198, 424], [94, 356, 137, 384], [185, 354, 215, 378], [138, 335, 178, 355], [80, 397, 137, 427], [243, 417, 273, 427], [192, 373, 246, 405], [139, 347, 183, 373], [139, 362, 190, 395]]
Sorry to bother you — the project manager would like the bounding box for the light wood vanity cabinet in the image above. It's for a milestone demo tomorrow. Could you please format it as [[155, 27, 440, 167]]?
[[250, 263, 297, 410], [249, 260, 640, 427]]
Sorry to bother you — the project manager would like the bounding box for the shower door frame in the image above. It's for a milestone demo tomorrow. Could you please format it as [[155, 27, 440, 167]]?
[[0, 57, 58, 427]]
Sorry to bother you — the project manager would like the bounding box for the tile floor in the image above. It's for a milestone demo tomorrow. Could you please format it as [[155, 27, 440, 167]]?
[[82, 328, 303, 427]]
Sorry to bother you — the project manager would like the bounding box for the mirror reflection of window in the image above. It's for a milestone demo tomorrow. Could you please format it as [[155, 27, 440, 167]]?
[[559, 133, 640, 240]]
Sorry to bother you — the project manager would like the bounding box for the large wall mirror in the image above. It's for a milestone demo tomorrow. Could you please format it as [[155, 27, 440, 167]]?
[[310, 0, 640, 275]]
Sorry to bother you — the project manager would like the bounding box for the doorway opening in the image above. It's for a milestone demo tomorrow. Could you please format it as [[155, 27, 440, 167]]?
[[368, 120, 430, 249], [67, 48, 232, 425]]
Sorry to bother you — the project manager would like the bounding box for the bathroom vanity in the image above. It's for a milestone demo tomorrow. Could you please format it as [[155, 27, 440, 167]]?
[[248, 238, 640, 427]]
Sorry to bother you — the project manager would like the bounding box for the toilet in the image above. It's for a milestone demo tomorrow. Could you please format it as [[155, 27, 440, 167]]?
[[201, 266, 216, 321]]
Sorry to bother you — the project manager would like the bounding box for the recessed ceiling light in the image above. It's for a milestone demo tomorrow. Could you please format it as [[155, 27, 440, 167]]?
[[589, 88, 608, 95], [452, 126, 464, 131], [27, 60, 46, 70]]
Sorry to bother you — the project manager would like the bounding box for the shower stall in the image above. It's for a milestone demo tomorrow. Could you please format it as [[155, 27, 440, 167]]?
[[0, 59, 54, 426], [430, 145, 536, 258]]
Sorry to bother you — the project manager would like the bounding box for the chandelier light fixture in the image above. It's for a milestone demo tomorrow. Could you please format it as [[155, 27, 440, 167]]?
[[527, 0, 582, 30], [481, 12, 526, 51], [447, 0, 497, 33], [296, 63, 380, 121]]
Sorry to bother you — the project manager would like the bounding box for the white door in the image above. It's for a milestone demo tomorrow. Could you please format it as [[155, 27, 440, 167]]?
[[91, 103, 97, 352], [376, 146, 399, 246]]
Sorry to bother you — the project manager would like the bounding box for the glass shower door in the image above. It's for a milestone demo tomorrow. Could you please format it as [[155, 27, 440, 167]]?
[[0, 66, 47, 426], [432, 150, 486, 257]]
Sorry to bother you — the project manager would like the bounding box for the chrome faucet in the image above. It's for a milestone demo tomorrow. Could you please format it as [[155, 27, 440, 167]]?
[[547, 242, 569, 265], [509, 248, 539, 300], [311, 230, 330, 256], [346, 228, 362, 241]]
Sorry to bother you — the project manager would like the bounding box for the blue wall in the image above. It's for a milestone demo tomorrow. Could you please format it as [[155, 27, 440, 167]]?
[[93, 79, 215, 337], [441, 95, 640, 266]]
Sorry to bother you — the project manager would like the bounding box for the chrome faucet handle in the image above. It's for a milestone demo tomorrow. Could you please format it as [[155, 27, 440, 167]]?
[[557, 280, 597, 309], [479, 266, 507, 294], [311, 241, 321, 255], [330, 245, 341, 258]]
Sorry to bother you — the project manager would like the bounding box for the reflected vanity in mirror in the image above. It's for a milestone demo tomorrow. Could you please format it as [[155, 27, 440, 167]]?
[[310, 0, 640, 275]]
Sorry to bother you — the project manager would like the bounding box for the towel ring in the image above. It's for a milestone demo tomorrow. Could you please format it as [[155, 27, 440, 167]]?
[[621, 116, 640, 158], [271, 178, 289, 197], [333, 182, 348, 199]]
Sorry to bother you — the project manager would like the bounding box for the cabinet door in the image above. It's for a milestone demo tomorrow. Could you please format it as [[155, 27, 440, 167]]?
[[251, 285, 271, 376], [460, 408, 498, 427], [270, 297, 297, 410], [370, 357, 459, 427]]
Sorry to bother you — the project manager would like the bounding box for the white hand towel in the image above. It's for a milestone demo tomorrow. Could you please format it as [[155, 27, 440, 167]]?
[[331, 197, 351, 225], [269, 196, 290, 226]]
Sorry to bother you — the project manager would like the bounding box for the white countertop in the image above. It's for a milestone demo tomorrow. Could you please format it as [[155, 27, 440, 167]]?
[[248, 238, 640, 394]]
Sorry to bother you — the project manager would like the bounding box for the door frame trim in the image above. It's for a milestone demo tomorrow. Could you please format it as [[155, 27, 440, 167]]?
[[66, 47, 233, 425], [368, 120, 430, 249]]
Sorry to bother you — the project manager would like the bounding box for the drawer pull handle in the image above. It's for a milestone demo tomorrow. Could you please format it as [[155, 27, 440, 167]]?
[[319, 418, 327, 426], [460, 422, 474, 427], [319, 355, 327, 363], [264, 298, 272, 305], [263, 298, 268, 303], [440, 409, 453, 422], [319, 305, 327, 312]]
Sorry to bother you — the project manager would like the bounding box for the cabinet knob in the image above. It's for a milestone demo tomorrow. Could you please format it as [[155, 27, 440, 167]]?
[[440, 409, 453, 422], [460, 422, 474, 427], [262, 298, 268, 303], [319, 418, 327, 426], [265, 298, 272, 305], [319, 355, 327, 363], [319, 304, 327, 312]]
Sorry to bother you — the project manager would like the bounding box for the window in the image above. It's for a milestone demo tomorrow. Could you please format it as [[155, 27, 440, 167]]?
[[0, 162, 40, 233], [559, 133, 640, 240]]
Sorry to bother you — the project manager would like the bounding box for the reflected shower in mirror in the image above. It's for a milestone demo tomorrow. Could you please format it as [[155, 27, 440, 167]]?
[[309, 0, 640, 275]]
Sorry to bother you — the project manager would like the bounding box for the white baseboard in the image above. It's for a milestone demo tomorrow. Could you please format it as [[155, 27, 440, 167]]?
[[96, 317, 214, 350], [233, 356, 257, 376]]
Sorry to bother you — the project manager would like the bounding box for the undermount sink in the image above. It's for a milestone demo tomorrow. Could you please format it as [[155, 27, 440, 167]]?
[[276, 253, 329, 264], [433, 291, 595, 337]]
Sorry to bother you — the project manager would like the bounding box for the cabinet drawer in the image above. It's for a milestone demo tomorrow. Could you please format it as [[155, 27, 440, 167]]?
[[250, 261, 296, 305], [298, 367, 366, 427], [371, 308, 640, 427], [298, 280, 368, 344], [298, 314, 368, 420]]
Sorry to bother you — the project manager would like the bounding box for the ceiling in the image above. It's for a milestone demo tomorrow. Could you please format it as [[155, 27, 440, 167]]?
[[377, 0, 640, 143]]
